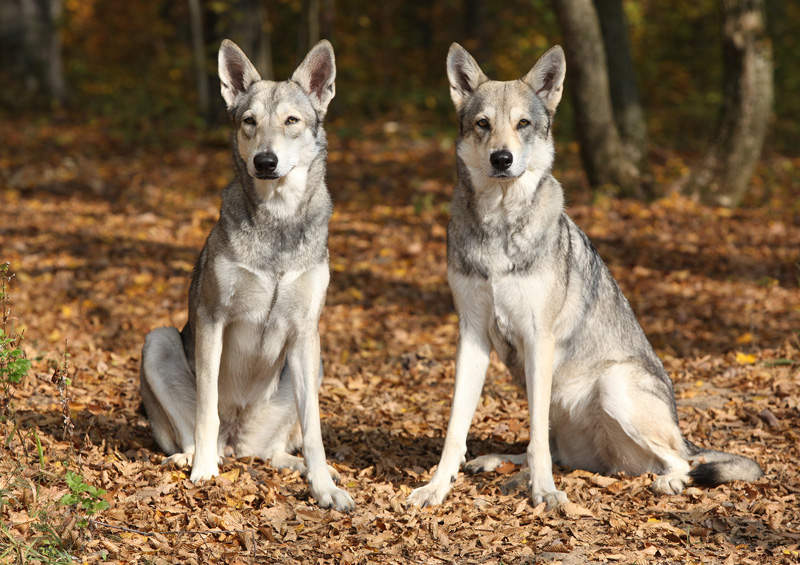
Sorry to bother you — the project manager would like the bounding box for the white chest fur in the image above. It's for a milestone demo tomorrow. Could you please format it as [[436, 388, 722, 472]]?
[[213, 257, 329, 409], [449, 267, 555, 357]]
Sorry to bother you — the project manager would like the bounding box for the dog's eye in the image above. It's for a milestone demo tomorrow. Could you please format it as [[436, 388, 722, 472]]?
[[285, 116, 300, 125], [517, 119, 530, 129], [243, 116, 256, 126], [476, 118, 490, 130]]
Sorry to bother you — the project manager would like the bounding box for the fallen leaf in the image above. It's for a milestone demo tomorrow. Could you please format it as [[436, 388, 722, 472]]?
[[735, 352, 757, 364]]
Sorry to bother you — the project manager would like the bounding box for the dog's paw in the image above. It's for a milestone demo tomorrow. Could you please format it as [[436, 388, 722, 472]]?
[[532, 488, 568, 509], [271, 453, 341, 483], [651, 474, 687, 495], [162, 451, 194, 469], [406, 482, 450, 508], [189, 459, 220, 483], [269, 453, 307, 474], [313, 485, 354, 512], [464, 454, 505, 474]]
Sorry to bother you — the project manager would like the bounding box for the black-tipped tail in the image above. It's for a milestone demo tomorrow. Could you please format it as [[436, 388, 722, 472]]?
[[685, 440, 763, 486]]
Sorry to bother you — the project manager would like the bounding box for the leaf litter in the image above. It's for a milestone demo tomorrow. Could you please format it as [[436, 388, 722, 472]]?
[[0, 119, 799, 563]]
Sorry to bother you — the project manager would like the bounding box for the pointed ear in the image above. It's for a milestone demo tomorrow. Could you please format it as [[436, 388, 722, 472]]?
[[523, 45, 566, 115], [218, 39, 262, 110], [291, 40, 336, 115], [446, 42, 488, 111]]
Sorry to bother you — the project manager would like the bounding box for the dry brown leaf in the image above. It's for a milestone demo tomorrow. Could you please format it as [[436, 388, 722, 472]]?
[[0, 123, 797, 564], [561, 502, 594, 519], [495, 461, 517, 474]]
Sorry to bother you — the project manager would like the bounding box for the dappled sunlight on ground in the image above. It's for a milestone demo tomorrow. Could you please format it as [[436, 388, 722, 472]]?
[[1, 120, 799, 562]]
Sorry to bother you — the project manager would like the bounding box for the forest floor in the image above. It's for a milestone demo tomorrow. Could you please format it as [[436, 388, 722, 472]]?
[[1, 118, 799, 564]]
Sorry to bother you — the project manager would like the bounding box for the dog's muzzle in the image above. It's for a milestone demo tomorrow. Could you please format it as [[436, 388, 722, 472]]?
[[253, 151, 280, 179], [489, 150, 513, 177]]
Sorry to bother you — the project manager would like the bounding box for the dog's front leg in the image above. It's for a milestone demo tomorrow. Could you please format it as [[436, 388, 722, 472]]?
[[407, 327, 491, 507], [525, 333, 567, 508], [190, 312, 224, 482], [287, 329, 354, 511]]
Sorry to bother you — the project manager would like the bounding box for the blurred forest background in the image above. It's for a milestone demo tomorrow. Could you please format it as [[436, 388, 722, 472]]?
[[1, 0, 797, 206]]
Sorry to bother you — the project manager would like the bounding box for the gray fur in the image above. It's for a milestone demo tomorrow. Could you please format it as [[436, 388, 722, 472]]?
[[140, 39, 353, 511], [408, 43, 761, 510]]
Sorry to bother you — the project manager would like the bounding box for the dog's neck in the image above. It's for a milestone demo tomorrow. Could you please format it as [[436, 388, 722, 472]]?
[[250, 167, 311, 219], [448, 162, 565, 278], [473, 169, 545, 221], [457, 160, 559, 229]]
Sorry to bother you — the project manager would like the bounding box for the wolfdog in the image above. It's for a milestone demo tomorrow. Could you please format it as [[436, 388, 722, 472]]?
[[407, 43, 762, 509], [140, 39, 353, 511]]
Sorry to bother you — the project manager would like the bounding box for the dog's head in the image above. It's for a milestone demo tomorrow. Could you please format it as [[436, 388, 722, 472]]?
[[218, 39, 336, 181], [447, 43, 565, 181]]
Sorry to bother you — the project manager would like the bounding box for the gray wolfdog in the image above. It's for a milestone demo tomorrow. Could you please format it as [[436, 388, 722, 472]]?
[[407, 43, 762, 509], [140, 39, 353, 511]]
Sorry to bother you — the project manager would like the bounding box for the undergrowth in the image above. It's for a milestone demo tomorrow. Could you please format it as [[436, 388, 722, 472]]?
[[0, 264, 109, 564]]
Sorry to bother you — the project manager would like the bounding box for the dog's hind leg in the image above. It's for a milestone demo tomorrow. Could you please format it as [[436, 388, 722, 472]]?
[[464, 452, 526, 473], [235, 359, 341, 482], [140, 368, 179, 455], [140, 327, 198, 468], [235, 361, 303, 468], [466, 454, 532, 496], [592, 363, 691, 494]]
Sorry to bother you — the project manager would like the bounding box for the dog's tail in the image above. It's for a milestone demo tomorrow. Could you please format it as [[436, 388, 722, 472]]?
[[684, 439, 763, 485]]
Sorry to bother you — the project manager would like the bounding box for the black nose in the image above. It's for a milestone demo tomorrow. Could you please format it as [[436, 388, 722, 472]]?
[[490, 150, 513, 171], [253, 151, 278, 174]]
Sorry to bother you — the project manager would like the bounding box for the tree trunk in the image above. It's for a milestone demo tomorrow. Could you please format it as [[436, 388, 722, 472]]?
[[45, 0, 65, 104], [307, 0, 320, 46], [687, 0, 773, 207], [320, 0, 335, 41], [20, 0, 40, 95], [254, 2, 273, 80], [188, 0, 210, 118], [299, 0, 320, 55], [553, 0, 642, 198], [229, 0, 258, 60], [227, 0, 272, 79], [463, 0, 487, 61], [19, 0, 66, 104], [595, 0, 646, 165]]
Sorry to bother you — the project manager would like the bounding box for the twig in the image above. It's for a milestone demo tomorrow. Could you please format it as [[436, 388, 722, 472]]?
[[53, 343, 74, 442], [14, 425, 29, 461]]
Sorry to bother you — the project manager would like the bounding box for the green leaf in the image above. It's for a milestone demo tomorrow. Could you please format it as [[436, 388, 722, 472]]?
[[65, 471, 87, 493], [86, 484, 107, 497], [60, 493, 79, 506]]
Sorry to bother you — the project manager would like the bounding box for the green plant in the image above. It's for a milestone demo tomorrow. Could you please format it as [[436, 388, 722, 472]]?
[[33, 428, 45, 470], [0, 521, 74, 565], [0, 263, 31, 419], [0, 330, 30, 386], [59, 471, 110, 528], [0, 473, 74, 564]]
